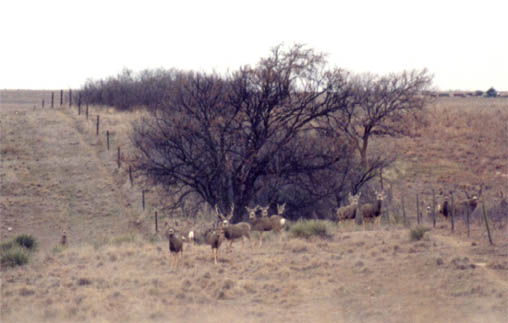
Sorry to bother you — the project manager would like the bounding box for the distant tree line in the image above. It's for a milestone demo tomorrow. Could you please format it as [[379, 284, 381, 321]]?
[[79, 44, 433, 221], [80, 68, 183, 110]]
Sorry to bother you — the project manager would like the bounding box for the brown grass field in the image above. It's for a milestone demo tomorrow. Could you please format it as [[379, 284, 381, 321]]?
[[1, 90, 507, 323]]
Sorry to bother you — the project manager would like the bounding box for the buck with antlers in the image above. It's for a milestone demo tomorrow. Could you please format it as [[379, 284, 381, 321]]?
[[215, 204, 251, 253]]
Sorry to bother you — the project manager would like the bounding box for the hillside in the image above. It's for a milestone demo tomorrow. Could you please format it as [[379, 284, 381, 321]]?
[[1, 91, 507, 323]]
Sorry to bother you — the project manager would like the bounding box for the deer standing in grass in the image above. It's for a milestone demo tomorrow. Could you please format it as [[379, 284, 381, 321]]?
[[359, 191, 385, 230], [438, 186, 482, 220], [215, 204, 251, 253], [60, 230, 67, 246], [165, 224, 184, 268], [246, 204, 286, 246], [205, 226, 224, 265], [336, 192, 361, 230]]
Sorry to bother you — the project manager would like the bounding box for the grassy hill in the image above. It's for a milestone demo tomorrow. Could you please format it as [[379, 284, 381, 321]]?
[[1, 90, 507, 322]]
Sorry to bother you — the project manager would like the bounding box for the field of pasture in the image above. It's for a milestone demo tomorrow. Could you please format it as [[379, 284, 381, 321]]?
[[0, 90, 507, 323]]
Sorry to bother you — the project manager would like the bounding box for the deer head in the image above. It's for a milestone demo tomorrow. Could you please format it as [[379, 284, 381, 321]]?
[[246, 205, 259, 220], [260, 206, 270, 217], [276, 203, 286, 216]]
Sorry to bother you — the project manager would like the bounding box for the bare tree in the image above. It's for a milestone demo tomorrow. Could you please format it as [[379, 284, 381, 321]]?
[[331, 69, 433, 168], [130, 44, 357, 222]]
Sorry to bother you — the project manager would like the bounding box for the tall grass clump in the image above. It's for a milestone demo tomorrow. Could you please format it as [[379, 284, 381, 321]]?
[[14, 234, 38, 250], [409, 226, 430, 241], [1, 234, 38, 268], [289, 220, 335, 239], [1, 247, 30, 267]]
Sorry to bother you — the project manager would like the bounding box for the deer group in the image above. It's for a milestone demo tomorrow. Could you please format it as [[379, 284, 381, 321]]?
[[336, 190, 385, 230], [165, 202, 288, 266], [437, 186, 482, 221]]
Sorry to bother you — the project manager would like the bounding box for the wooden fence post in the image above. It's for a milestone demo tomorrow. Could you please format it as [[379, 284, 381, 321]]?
[[69, 89, 72, 107], [96, 115, 100, 136], [42, 99, 45, 108], [78, 93, 81, 110], [432, 189, 436, 228], [155, 211, 158, 232], [379, 167, 384, 191], [142, 190, 145, 210], [416, 193, 420, 225], [117, 147, 121, 168], [482, 202, 494, 245], [60, 90, 63, 106], [450, 192, 455, 233], [466, 203, 471, 238], [106, 131, 110, 151], [86, 105, 89, 120], [402, 194, 407, 227], [51, 92, 54, 108]]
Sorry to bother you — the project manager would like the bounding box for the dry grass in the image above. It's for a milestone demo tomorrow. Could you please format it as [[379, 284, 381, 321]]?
[[391, 97, 508, 188], [1, 91, 507, 323]]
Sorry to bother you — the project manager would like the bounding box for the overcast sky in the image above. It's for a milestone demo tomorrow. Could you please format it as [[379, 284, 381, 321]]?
[[1, 0, 507, 91]]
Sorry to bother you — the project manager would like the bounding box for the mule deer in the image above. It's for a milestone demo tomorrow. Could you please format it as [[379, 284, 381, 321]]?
[[438, 186, 481, 220], [166, 226, 183, 268], [205, 225, 224, 265], [215, 204, 251, 252], [359, 191, 385, 230], [247, 204, 286, 245], [336, 192, 361, 229], [60, 230, 67, 246]]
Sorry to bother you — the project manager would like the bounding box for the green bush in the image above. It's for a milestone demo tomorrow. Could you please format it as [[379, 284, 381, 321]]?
[[1, 247, 30, 268], [409, 226, 430, 241], [0, 234, 39, 268], [14, 234, 38, 250], [289, 220, 334, 239], [1, 241, 15, 252]]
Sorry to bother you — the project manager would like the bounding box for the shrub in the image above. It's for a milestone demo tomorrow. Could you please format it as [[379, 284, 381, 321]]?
[[1, 241, 15, 252], [14, 234, 37, 251], [409, 226, 430, 241], [0, 234, 38, 268], [486, 87, 497, 98], [289, 220, 334, 239], [1, 247, 30, 268]]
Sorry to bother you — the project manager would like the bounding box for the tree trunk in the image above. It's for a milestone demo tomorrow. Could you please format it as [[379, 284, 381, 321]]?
[[360, 135, 369, 169]]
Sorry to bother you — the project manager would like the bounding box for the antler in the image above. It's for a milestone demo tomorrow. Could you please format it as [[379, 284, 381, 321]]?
[[215, 204, 226, 221], [226, 204, 235, 221]]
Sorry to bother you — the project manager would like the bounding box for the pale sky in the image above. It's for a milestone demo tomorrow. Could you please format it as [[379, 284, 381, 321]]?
[[1, 0, 507, 91]]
